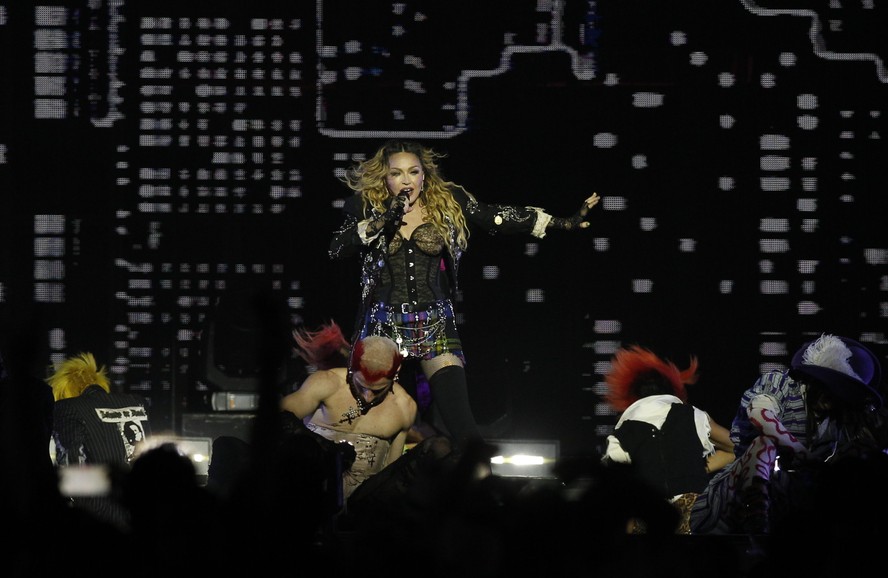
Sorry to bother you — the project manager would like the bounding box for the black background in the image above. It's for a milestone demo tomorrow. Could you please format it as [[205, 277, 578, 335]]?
[[1, 1, 886, 457]]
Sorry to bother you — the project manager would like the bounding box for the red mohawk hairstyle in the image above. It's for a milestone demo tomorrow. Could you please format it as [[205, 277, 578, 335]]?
[[293, 321, 351, 370], [351, 335, 402, 382], [604, 345, 699, 412]]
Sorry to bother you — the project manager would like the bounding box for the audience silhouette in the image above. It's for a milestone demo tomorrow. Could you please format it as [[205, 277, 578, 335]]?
[[122, 442, 224, 577], [2, 322, 887, 578]]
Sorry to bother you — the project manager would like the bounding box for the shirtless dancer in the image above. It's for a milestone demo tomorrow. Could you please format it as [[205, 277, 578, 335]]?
[[281, 324, 417, 499]]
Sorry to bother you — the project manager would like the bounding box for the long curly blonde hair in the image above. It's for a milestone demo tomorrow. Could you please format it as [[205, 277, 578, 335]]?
[[342, 140, 470, 252]]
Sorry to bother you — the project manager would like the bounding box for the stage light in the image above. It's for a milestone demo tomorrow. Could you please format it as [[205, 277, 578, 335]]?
[[488, 439, 559, 478]]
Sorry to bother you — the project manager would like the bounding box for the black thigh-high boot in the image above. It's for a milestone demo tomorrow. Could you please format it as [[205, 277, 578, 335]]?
[[427, 364, 482, 448]]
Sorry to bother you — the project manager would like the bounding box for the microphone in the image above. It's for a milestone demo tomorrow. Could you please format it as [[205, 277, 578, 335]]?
[[394, 188, 411, 213], [380, 188, 411, 230]]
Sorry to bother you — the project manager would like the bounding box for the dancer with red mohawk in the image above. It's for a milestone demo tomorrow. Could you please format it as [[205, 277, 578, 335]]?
[[281, 321, 464, 534], [602, 345, 735, 533]]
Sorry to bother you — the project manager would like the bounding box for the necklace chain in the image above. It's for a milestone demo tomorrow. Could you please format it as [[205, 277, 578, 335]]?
[[391, 318, 444, 347], [340, 405, 361, 425], [339, 374, 390, 424]]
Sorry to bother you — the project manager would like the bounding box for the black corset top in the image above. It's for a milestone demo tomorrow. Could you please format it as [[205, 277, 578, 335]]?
[[388, 222, 446, 256]]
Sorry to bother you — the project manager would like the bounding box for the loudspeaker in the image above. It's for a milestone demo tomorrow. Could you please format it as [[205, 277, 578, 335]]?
[[197, 287, 295, 395]]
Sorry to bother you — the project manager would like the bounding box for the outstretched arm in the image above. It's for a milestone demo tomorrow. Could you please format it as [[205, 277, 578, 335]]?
[[548, 193, 601, 231], [456, 186, 603, 238]]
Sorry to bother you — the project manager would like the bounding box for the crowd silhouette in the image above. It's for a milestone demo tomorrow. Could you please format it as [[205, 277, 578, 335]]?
[[2, 320, 888, 577]]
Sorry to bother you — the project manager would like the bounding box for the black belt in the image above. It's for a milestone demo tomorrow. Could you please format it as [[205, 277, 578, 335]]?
[[396, 302, 426, 314], [374, 300, 451, 316]]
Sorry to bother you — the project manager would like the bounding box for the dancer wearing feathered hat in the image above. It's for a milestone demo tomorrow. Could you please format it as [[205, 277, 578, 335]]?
[[602, 345, 735, 533], [689, 334, 884, 535]]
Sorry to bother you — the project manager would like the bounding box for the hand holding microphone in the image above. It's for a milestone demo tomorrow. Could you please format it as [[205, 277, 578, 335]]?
[[368, 188, 411, 236], [396, 188, 411, 210], [388, 188, 410, 217]]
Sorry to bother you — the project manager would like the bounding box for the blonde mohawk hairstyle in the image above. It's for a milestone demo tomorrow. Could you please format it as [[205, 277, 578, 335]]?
[[48, 352, 111, 401], [352, 336, 402, 382]]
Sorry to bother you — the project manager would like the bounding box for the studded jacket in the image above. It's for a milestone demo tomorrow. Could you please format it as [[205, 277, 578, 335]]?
[[329, 186, 553, 332]]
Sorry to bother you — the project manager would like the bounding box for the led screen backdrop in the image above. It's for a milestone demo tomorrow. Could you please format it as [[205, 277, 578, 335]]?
[[1, 1, 885, 456]]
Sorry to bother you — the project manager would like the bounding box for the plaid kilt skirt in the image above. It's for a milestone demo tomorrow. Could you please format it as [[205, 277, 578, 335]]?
[[359, 300, 465, 362]]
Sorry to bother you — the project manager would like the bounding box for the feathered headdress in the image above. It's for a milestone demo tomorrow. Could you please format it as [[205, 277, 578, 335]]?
[[293, 321, 351, 370], [604, 345, 699, 412], [48, 352, 111, 401], [790, 333, 882, 408]]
